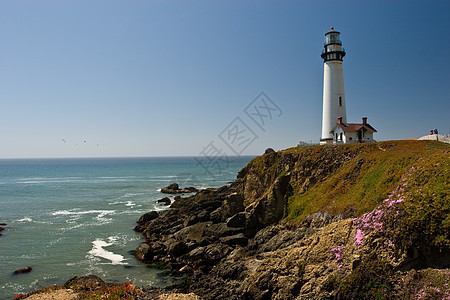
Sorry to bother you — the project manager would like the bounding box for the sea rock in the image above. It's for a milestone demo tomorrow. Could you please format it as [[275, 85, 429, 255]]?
[[157, 197, 171, 205], [0, 223, 7, 226], [13, 266, 32, 275], [161, 183, 199, 194], [134, 243, 152, 262], [0, 227, 4, 231]]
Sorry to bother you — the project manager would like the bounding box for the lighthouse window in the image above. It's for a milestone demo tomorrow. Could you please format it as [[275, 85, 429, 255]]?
[[339, 97, 342, 106]]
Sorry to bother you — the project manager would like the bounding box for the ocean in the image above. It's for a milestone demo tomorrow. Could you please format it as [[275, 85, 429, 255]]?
[[0, 156, 253, 299]]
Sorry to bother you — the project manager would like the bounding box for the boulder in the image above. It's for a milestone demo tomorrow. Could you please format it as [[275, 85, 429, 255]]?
[[168, 241, 189, 256], [157, 197, 171, 205], [161, 183, 199, 194], [134, 241, 167, 263], [134, 243, 152, 261], [167, 183, 180, 190], [137, 211, 158, 224], [13, 266, 32, 275], [265, 148, 276, 154], [161, 183, 181, 194]]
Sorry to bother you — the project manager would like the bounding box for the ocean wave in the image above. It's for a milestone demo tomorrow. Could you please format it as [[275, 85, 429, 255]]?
[[52, 209, 115, 217], [17, 217, 33, 222], [122, 192, 143, 198], [87, 238, 127, 265], [109, 200, 137, 207]]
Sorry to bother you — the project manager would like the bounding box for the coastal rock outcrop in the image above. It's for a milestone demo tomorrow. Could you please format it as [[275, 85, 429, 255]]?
[[135, 141, 450, 299], [161, 183, 199, 194]]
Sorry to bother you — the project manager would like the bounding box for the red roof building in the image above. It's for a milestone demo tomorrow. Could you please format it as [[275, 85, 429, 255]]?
[[330, 117, 377, 144]]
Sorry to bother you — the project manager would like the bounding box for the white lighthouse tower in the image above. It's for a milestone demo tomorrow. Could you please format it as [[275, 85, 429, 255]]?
[[320, 27, 347, 144]]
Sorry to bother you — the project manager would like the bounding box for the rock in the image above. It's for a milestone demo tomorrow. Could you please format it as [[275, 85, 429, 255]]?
[[265, 148, 276, 154], [168, 241, 189, 256], [135, 211, 159, 232], [226, 212, 247, 228], [64, 274, 105, 290], [161, 183, 199, 194], [219, 233, 248, 246], [0, 223, 7, 226], [135, 241, 167, 263], [161, 183, 181, 194], [157, 197, 171, 205], [13, 266, 32, 275], [134, 243, 151, 261], [183, 187, 200, 193], [137, 211, 159, 224], [168, 183, 180, 190], [0, 227, 4, 231], [184, 215, 199, 227]]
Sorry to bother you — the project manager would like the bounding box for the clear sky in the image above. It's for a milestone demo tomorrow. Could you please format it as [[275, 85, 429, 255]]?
[[0, 0, 449, 158]]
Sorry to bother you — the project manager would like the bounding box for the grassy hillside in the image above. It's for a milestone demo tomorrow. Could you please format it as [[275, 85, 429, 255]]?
[[283, 140, 448, 222], [243, 140, 449, 251]]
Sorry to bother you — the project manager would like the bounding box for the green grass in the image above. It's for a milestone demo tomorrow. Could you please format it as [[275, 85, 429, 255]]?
[[282, 141, 449, 222]]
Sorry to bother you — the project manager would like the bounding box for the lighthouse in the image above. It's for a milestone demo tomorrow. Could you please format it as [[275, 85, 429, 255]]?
[[320, 27, 347, 144]]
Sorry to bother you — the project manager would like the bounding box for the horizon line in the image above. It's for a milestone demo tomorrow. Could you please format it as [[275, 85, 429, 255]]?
[[0, 154, 258, 160]]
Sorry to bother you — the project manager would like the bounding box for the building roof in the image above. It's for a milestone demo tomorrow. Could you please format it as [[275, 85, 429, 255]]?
[[336, 123, 377, 133]]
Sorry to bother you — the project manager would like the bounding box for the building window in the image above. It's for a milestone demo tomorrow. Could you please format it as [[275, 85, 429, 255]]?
[[340, 132, 343, 141], [339, 96, 342, 106], [336, 133, 338, 141]]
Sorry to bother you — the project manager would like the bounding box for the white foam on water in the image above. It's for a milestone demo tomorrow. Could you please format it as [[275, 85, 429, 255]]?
[[52, 209, 115, 217], [87, 238, 127, 265], [122, 192, 142, 198], [17, 177, 84, 184], [109, 199, 137, 207], [153, 205, 168, 211], [156, 188, 162, 192], [17, 217, 32, 222]]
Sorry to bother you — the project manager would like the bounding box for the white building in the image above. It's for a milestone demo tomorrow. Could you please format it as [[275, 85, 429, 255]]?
[[320, 27, 376, 144], [331, 117, 377, 144]]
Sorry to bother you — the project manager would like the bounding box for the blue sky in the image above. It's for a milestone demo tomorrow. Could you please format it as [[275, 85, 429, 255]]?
[[0, 0, 449, 158]]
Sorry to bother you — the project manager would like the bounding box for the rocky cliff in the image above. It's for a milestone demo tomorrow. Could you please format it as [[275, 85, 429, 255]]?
[[134, 140, 449, 299]]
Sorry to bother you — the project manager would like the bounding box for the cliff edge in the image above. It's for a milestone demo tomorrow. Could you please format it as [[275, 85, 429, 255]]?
[[135, 140, 449, 299]]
